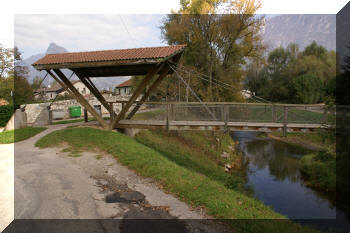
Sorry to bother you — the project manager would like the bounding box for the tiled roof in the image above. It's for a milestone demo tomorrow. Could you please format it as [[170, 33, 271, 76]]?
[[116, 79, 132, 88], [33, 45, 187, 66]]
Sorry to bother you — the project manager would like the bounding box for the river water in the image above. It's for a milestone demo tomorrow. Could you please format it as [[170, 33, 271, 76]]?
[[231, 131, 350, 232]]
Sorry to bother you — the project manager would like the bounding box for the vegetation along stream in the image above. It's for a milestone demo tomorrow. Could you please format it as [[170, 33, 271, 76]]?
[[231, 131, 349, 232]]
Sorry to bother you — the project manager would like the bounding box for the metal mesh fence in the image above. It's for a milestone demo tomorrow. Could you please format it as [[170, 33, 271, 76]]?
[[128, 102, 333, 125]]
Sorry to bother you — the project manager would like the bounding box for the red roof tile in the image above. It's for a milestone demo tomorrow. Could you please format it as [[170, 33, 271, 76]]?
[[116, 79, 132, 88], [33, 44, 186, 66]]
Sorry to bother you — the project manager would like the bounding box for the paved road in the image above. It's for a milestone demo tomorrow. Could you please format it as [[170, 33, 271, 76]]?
[[5, 123, 232, 232]]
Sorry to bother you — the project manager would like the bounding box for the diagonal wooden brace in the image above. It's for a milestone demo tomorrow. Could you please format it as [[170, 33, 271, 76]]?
[[110, 63, 164, 129], [126, 64, 171, 119], [74, 72, 115, 116], [52, 69, 109, 129]]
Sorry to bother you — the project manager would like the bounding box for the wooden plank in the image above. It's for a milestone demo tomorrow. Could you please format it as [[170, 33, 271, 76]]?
[[111, 63, 164, 129], [52, 69, 109, 129]]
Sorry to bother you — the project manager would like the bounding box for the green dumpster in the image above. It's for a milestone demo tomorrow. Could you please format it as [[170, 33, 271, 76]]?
[[69, 106, 81, 118]]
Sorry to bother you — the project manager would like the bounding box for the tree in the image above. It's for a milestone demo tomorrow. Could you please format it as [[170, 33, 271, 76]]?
[[0, 44, 13, 79], [289, 73, 323, 104], [161, 0, 264, 101], [31, 76, 45, 90], [13, 47, 33, 105]]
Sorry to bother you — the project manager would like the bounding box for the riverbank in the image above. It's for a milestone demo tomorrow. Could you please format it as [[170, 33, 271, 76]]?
[[267, 131, 336, 194], [35, 127, 318, 233]]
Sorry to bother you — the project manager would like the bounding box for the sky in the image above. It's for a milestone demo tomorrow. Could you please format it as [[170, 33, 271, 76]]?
[[1, 0, 349, 59]]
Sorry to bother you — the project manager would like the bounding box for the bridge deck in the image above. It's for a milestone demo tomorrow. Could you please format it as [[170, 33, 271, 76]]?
[[117, 120, 328, 132]]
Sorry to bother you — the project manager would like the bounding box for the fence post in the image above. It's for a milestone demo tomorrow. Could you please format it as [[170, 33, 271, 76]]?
[[224, 105, 229, 132], [109, 103, 114, 122], [283, 106, 288, 137], [84, 108, 88, 122], [166, 103, 170, 131], [323, 106, 328, 125], [272, 104, 276, 122]]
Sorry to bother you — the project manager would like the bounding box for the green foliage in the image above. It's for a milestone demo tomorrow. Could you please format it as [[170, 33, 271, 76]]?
[[245, 41, 336, 104], [289, 73, 323, 104], [336, 47, 350, 105], [161, 0, 264, 101], [0, 127, 46, 144], [0, 104, 19, 127], [300, 149, 336, 193]]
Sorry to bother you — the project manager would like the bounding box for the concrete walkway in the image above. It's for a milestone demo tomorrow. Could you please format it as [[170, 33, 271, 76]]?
[[2, 123, 231, 232]]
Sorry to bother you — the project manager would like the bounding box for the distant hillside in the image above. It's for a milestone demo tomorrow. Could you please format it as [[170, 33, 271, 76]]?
[[262, 14, 336, 51], [22, 43, 129, 90]]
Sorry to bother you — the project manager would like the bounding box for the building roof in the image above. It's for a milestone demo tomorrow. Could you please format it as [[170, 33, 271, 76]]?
[[33, 45, 186, 70], [116, 79, 132, 88]]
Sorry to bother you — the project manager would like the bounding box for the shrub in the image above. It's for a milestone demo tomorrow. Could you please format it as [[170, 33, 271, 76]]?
[[0, 105, 19, 127]]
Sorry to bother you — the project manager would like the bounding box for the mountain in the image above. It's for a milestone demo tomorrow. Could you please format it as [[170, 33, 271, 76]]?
[[262, 14, 336, 52], [22, 43, 129, 90]]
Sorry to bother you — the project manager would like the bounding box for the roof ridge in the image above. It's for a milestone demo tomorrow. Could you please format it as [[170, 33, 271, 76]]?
[[45, 44, 187, 56]]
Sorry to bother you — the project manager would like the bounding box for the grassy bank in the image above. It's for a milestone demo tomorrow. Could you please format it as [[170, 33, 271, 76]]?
[[135, 129, 248, 192], [0, 127, 47, 144], [35, 127, 317, 233]]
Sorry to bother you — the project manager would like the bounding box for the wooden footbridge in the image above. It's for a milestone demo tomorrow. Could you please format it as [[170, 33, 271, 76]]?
[[114, 101, 331, 134], [32, 45, 332, 134]]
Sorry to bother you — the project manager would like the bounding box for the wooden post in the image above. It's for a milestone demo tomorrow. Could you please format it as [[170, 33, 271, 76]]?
[[272, 104, 276, 122], [323, 106, 328, 124], [52, 69, 109, 129], [109, 103, 114, 123], [111, 64, 163, 129], [224, 105, 228, 132], [84, 108, 88, 122], [283, 106, 288, 137], [166, 103, 170, 131]]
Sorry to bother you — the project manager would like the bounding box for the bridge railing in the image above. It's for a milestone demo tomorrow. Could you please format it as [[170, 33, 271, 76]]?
[[113, 101, 334, 125]]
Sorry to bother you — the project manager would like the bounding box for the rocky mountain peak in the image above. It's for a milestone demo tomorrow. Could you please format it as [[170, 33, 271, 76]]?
[[45, 42, 68, 54]]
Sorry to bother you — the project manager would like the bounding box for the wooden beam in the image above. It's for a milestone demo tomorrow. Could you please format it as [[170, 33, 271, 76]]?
[[125, 54, 183, 120], [74, 71, 114, 116], [126, 64, 171, 119], [52, 69, 109, 129], [111, 63, 164, 129], [46, 70, 75, 97]]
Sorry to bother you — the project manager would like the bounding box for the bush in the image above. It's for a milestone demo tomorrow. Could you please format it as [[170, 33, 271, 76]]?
[[300, 149, 336, 192], [0, 105, 19, 127]]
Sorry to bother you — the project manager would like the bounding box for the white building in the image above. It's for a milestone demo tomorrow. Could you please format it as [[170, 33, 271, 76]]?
[[115, 79, 132, 96]]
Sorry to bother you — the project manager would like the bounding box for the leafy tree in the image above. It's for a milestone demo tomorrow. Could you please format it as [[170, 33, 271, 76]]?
[[289, 73, 323, 104], [336, 47, 350, 105], [13, 47, 33, 105], [161, 0, 264, 101], [0, 44, 13, 78], [31, 76, 46, 90]]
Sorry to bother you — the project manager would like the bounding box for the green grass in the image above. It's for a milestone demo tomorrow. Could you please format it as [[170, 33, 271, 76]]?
[[133, 109, 167, 120], [35, 127, 318, 233], [0, 127, 47, 144], [135, 129, 248, 192]]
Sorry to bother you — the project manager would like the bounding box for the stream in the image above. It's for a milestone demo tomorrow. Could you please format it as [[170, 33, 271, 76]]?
[[231, 131, 350, 232]]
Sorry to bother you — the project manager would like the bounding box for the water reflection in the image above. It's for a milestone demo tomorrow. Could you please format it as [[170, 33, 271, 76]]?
[[231, 132, 338, 219]]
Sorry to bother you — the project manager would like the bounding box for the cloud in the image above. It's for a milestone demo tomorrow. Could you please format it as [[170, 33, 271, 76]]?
[[14, 14, 167, 58]]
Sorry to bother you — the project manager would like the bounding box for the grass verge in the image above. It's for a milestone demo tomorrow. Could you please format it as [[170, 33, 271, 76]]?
[[0, 127, 47, 144], [35, 127, 318, 233]]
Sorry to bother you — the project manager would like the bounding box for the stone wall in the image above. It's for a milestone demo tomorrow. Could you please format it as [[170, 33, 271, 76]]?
[[22, 95, 142, 124]]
